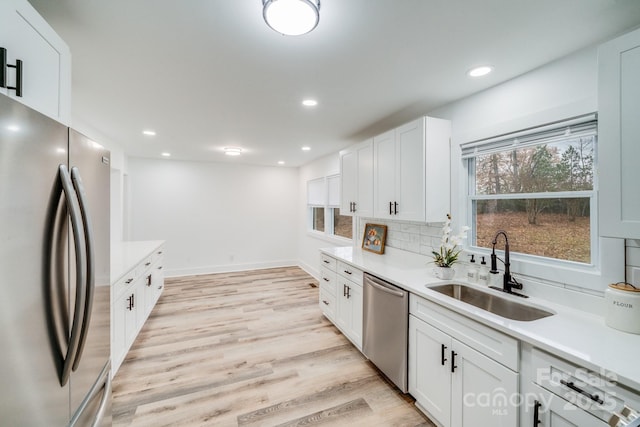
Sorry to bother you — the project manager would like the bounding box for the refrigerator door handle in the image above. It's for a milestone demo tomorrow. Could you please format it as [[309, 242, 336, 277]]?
[[58, 165, 87, 386], [70, 166, 95, 371], [69, 361, 112, 427]]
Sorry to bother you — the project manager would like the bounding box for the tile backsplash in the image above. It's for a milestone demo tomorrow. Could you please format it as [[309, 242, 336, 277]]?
[[356, 217, 443, 257], [626, 239, 640, 286]]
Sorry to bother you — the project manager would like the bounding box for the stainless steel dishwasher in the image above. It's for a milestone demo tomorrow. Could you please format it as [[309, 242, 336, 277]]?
[[362, 273, 409, 393]]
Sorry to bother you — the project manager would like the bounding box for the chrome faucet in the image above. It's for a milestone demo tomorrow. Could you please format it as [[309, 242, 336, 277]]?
[[490, 230, 525, 297]]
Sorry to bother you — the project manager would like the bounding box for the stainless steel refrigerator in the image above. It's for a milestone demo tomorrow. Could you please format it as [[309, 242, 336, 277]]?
[[0, 94, 112, 425]]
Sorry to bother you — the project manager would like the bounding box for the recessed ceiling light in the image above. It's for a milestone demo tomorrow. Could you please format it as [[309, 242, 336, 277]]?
[[6, 125, 20, 132], [143, 130, 156, 136], [302, 99, 318, 107], [468, 66, 493, 77], [278, 160, 285, 165], [301, 146, 311, 151], [224, 147, 243, 156], [161, 152, 171, 157]]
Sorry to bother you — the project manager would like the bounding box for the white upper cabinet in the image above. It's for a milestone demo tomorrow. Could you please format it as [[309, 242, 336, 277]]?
[[0, 0, 71, 124], [374, 116, 451, 222], [598, 27, 640, 238], [340, 139, 374, 217]]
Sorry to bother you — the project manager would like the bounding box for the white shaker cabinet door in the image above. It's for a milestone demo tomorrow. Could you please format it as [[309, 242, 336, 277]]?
[[450, 340, 518, 427], [598, 27, 640, 238], [0, 0, 71, 124], [408, 315, 452, 427]]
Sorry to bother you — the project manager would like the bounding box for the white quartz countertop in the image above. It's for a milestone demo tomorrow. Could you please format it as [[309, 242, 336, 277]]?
[[321, 246, 640, 393], [111, 240, 165, 284]]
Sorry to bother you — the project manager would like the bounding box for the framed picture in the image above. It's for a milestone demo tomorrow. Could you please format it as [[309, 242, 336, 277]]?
[[362, 223, 387, 254]]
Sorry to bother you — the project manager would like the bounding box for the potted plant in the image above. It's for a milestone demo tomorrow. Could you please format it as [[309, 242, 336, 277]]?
[[432, 214, 469, 279]]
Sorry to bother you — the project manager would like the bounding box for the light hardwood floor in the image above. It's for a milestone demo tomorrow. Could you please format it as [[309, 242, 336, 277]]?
[[112, 267, 435, 427]]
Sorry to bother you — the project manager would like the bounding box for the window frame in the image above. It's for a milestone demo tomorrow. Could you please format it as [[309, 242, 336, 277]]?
[[459, 114, 623, 292], [307, 175, 353, 243]]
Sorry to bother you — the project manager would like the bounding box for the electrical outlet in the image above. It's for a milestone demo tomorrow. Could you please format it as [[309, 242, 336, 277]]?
[[632, 267, 640, 288]]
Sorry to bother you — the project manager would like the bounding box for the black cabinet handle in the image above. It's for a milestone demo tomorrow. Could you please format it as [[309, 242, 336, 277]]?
[[343, 284, 347, 297], [125, 278, 133, 284], [389, 201, 393, 215], [560, 380, 604, 404], [352, 202, 356, 212], [131, 293, 135, 308], [146, 274, 152, 286], [451, 350, 457, 373], [533, 400, 542, 425], [441, 344, 447, 366], [0, 47, 22, 97], [323, 259, 330, 264], [322, 300, 329, 306], [346, 285, 351, 299], [394, 202, 398, 215], [343, 270, 352, 275], [323, 277, 330, 282]]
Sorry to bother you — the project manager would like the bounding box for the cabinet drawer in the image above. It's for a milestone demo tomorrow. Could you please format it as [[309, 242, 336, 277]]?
[[410, 294, 519, 371], [320, 267, 336, 296], [319, 288, 336, 320], [113, 272, 137, 299], [320, 254, 337, 271], [337, 261, 363, 286], [532, 348, 639, 423]]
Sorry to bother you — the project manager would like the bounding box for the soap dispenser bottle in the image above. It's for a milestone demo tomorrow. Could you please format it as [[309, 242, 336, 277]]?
[[478, 256, 490, 285], [466, 254, 478, 283]]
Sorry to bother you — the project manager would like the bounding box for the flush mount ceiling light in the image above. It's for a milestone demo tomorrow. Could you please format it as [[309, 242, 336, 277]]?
[[223, 147, 243, 156], [301, 146, 311, 151], [143, 130, 156, 136], [161, 152, 171, 157], [468, 66, 493, 77], [302, 99, 318, 107], [262, 0, 321, 36]]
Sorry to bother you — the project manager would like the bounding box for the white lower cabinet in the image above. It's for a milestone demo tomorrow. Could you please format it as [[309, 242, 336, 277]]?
[[319, 253, 363, 350], [111, 243, 165, 375], [335, 277, 363, 349], [409, 295, 519, 427]]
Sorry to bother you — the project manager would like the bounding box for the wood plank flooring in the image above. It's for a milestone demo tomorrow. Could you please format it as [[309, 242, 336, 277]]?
[[112, 267, 435, 427]]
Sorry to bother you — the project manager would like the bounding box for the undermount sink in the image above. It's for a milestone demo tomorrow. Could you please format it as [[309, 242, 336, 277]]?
[[428, 283, 555, 322]]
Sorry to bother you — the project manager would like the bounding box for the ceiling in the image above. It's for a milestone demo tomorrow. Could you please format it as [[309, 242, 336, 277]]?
[[28, 0, 640, 167]]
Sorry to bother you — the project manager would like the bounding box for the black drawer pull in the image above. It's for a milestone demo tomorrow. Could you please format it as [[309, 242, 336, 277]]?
[[323, 277, 330, 282], [323, 260, 330, 264], [451, 351, 457, 373], [560, 380, 604, 404], [343, 270, 352, 275], [322, 300, 329, 306]]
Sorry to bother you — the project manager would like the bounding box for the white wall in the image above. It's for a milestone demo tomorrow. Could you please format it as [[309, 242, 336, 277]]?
[[128, 157, 299, 277]]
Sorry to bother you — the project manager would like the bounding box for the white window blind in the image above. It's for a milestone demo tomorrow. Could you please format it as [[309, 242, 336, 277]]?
[[461, 114, 597, 160], [307, 177, 326, 206], [327, 174, 340, 208]]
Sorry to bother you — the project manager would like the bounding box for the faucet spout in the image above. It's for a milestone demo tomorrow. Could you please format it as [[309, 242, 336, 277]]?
[[490, 230, 522, 294]]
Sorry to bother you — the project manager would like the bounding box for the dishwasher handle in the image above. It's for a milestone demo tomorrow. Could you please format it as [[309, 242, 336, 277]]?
[[365, 275, 405, 298]]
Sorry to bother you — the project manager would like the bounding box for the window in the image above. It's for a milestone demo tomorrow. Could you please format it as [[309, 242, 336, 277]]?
[[307, 175, 352, 240], [462, 115, 597, 265]]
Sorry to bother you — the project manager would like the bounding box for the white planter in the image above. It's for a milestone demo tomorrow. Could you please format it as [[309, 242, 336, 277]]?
[[434, 267, 455, 280]]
